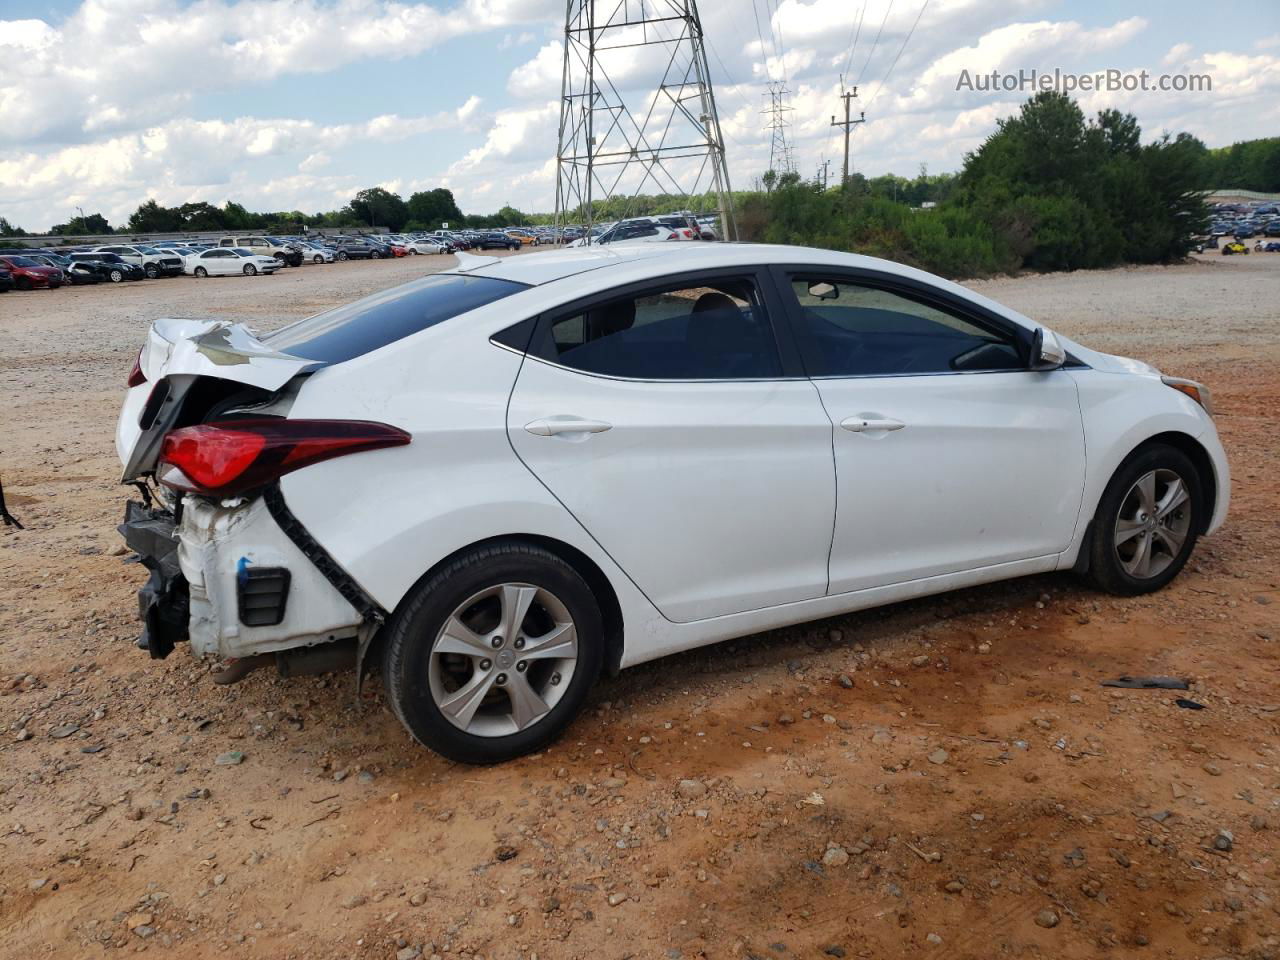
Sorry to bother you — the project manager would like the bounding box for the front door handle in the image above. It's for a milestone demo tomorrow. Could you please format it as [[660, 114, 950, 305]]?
[[840, 416, 906, 433], [525, 417, 613, 437]]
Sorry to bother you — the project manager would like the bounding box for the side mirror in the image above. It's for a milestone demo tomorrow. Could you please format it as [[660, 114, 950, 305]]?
[[808, 281, 839, 300], [1030, 326, 1066, 371]]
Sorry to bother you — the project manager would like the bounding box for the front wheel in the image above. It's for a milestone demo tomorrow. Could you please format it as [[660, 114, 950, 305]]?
[[144, 263, 159, 279], [243, 263, 257, 276], [1086, 444, 1201, 596], [109, 269, 124, 283], [382, 542, 603, 763]]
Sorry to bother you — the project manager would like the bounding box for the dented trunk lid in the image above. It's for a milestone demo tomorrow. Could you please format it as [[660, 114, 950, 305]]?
[[117, 318, 320, 481]]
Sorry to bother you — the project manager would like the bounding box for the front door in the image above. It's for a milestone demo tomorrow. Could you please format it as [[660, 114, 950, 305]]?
[[774, 269, 1086, 594], [507, 269, 835, 622]]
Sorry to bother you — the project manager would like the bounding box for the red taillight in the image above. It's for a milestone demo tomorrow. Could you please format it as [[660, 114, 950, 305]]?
[[157, 419, 411, 498], [127, 349, 146, 387]]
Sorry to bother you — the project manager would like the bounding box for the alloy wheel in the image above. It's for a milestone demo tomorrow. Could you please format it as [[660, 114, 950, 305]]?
[[1113, 468, 1191, 579], [428, 583, 578, 737]]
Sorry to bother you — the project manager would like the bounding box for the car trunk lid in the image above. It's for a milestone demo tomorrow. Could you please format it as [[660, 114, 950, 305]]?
[[118, 318, 320, 481]]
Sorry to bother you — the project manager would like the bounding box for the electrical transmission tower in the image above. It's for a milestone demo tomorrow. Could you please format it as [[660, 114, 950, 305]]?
[[554, 0, 737, 241], [762, 81, 796, 178]]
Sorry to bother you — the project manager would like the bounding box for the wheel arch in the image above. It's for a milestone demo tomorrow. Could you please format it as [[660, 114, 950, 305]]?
[[384, 533, 626, 677], [1072, 429, 1217, 574]]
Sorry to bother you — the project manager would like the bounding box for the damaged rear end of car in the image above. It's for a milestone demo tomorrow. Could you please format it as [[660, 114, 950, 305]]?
[[116, 317, 406, 682]]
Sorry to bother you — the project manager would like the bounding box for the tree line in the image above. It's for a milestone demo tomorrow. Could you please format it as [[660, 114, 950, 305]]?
[[2, 94, 1272, 279]]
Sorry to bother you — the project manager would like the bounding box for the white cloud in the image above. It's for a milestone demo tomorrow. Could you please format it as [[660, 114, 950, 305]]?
[[1163, 42, 1193, 66]]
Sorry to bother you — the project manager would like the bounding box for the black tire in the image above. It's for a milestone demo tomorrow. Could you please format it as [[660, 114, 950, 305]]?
[[370, 249, 382, 259], [337, 251, 348, 261], [243, 263, 257, 276], [194, 266, 208, 278], [382, 541, 604, 764], [144, 262, 159, 279], [1086, 443, 1202, 596], [313, 254, 323, 264], [109, 269, 123, 283], [16, 277, 31, 291]]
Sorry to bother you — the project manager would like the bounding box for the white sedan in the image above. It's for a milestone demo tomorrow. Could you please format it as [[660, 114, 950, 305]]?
[[404, 237, 449, 255], [186, 247, 281, 277], [299, 242, 336, 264], [115, 244, 1228, 763]]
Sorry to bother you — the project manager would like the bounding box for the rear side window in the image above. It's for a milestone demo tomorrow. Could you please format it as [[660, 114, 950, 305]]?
[[534, 275, 780, 380], [265, 273, 529, 364]]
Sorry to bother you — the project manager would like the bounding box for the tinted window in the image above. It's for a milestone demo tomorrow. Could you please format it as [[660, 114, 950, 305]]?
[[786, 277, 1024, 377], [265, 273, 529, 364], [3, 256, 39, 266], [539, 276, 780, 380]]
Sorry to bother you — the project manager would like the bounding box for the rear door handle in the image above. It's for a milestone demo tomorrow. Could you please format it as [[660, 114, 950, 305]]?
[[840, 416, 906, 433], [524, 417, 613, 437]]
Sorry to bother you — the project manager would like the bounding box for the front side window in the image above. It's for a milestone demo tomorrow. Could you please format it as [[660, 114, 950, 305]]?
[[785, 276, 1025, 377], [539, 275, 780, 380]]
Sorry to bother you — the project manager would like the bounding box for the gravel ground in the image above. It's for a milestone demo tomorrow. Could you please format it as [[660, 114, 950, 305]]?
[[1, 250, 1278, 960]]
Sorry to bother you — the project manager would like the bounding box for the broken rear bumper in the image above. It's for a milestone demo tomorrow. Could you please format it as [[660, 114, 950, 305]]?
[[119, 490, 368, 662], [118, 500, 189, 659]]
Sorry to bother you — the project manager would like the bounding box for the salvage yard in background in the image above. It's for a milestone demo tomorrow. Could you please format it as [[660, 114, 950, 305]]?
[[0, 251, 1277, 959]]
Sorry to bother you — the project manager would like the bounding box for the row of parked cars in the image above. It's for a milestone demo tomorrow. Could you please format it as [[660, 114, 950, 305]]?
[[1207, 202, 1280, 241], [0, 215, 723, 292]]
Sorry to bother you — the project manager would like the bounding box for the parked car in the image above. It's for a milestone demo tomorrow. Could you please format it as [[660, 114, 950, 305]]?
[[475, 232, 521, 251], [0, 261, 13, 293], [299, 241, 336, 264], [1222, 240, 1250, 255], [187, 247, 281, 277], [89, 244, 184, 278], [27, 253, 101, 285], [0, 254, 63, 289], [405, 238, 450, 255], [329, 238, 376, 261], [67, 252, 145, 282], [217, 236, 303, 267], [115, 243, 1228, 764]]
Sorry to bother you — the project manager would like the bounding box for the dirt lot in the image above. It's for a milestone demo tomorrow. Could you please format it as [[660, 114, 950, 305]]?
[[1, 250, 1278, 960]]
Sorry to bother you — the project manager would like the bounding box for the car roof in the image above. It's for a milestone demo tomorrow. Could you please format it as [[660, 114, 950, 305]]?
[[447, 243, 1037, 331]]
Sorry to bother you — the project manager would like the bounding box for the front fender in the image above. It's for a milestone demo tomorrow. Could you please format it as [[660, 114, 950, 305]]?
[[1060, 369, 1229, 568]]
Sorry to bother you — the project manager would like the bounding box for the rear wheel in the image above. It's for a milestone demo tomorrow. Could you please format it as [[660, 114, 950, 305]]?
[[1087, 444, 1201, 595], [382, 542, 603, 763], [370, 249, 382, 259], [337, 251, 348, 261], [194, 266, 208, 278]]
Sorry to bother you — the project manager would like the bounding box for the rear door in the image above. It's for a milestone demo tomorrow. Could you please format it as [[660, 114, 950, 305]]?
[[773, 268, 1086, 593], [506, 268, 836, 622]]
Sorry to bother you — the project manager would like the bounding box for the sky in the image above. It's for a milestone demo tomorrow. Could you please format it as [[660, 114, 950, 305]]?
[[1, 0, 1277, 232]]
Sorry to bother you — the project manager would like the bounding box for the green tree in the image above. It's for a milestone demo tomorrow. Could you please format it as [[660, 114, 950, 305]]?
[[0, 217, 26, 237], [50, 212, 112, 235], [495, 204, 527, 226], [348, 187, 409, 230], [407, 188, 463, 228], [127, 199, 182, 233]]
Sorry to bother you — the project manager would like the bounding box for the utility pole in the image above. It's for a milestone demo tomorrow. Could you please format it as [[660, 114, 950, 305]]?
[[817, 159, 830, 190], [830, 84, 865, 186]]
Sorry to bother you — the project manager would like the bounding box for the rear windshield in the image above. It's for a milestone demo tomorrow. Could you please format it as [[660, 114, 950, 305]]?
[[264, 273, 529, 364]]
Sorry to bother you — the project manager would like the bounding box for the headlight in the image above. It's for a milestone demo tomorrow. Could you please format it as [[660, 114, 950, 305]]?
[[1162, 376, 1214, 417]]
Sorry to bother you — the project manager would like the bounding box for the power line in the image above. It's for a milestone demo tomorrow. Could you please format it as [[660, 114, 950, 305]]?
[[750, 0, 773, 81], [856, 0, 894, 88], [866, 0, 929, 111], [841, 1, 868, 82]]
